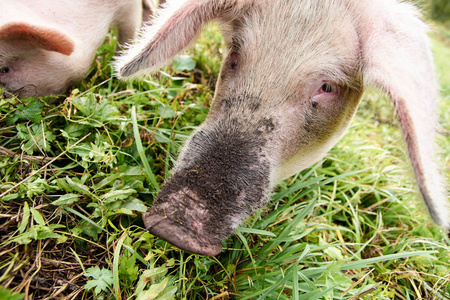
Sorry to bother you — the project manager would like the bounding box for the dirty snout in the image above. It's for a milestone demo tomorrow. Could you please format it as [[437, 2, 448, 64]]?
[[143, 114, 273, 256]]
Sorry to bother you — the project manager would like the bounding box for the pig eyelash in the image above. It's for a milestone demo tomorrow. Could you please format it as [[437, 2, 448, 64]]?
[[314, 82, 340, 97], [0, 67, 9, 74], [321, 83, 333, 93]]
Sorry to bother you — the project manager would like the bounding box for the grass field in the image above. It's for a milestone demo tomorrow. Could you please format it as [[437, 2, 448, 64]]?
[[0, 15, 449, 300]]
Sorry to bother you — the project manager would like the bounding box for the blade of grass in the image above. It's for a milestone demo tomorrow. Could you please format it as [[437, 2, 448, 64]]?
[[293, 262, 299, 300], [300, 250, 438, 278], [61, 205, 108, 234], [297, 283, 341, 300], [122, 245, 150, 268], [258, 199, 317, 259], [237, 227, 277, 237], [131, 106, 160, 191], [341, 251, 438, 270], [235, 229, 256, 271], [70, 247, 86, 273], [113, 233, 127, 300]]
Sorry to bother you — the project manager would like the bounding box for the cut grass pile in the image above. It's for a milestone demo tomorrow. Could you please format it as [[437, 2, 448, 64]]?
[[0, 21, 449, 300]]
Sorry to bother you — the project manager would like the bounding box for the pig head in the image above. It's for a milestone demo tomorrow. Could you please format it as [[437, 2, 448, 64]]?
[[115, 0, 450, 256], [0, 0, 143, 98]]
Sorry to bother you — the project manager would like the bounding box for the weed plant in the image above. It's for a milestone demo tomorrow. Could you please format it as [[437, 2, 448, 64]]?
[[0, 22, 449, 300]]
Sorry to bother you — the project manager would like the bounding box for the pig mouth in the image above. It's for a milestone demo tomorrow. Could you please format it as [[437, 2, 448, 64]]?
[[143, 187, 224, 256], [143, 211, 223, 256], [143, 170, 270, 256]]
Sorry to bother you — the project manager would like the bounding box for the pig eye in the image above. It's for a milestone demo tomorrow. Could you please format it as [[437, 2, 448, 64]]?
[[0, 67, 9, 74], [321, 83, 333, 93], [230, 51, 239, 70]]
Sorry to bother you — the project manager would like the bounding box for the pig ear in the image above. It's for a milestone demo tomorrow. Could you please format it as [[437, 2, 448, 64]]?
[[0, 23, 75, 56], [115, 0, 251, 78], [360, 3, 450, 228]]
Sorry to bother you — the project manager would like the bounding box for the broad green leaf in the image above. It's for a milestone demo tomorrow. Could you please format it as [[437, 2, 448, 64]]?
[[62, 123, 90, 138], [324, 246, 345, 261], [6, 98, 43, 125], [65, 176, 90, 194], [16, 123, 56, 155], [141, 267, 168, 284], [137, 277, 169, 300], [119, 255, 139, 283], [1, 193, 19, 201], [173, 55, 196, 72], [71, 96, 96, 117], [52, 194, 81, 206], [0, 287, 25, 300], [71, 95, 120, 126], [73, 219, 103, 240], [25, 178, 58, 199], [297, 283, 340, 300], [158, 104, 176, 119], [84, 266, 114, 295], [122, 198, 148, 213], [11, 233, 32, 245], [30, 224, 66, 241], [18, 202, 30, 233], [102, 189, 136, 202], [30, 208, 45, 226], [156, 285, 177, 300]]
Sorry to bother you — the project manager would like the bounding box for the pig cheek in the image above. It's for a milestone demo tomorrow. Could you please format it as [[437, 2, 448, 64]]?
[[302, 92, 351, 139], [272, 96, 348, 175], [0, 61, 29, 95], [0, 64, 11, 86], [0, 67, 24, 96]]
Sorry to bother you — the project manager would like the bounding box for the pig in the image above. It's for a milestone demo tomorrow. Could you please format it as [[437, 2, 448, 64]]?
[[0, 0, 145, 98], [115, 0, 450, 256]]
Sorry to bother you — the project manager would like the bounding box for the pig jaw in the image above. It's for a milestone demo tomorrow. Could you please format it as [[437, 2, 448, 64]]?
[[143, 121, 272, 256]]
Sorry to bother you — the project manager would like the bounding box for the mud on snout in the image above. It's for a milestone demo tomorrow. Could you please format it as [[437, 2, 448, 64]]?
[[143, 119, 273, 256]]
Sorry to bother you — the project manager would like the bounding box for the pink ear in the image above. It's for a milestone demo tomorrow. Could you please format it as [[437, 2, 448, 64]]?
[[115, 0, 252, 78], [0, 22, 75, 56], [359, 2, 449, 228]]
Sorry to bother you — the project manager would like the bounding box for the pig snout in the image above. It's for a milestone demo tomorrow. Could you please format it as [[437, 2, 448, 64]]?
[[0, 82, 37, 98], [143, 116, 273, 255]]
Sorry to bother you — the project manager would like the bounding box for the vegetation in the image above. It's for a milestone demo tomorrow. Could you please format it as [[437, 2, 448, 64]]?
[[430, 0, 450, 21], [0, 15, 449, 300]]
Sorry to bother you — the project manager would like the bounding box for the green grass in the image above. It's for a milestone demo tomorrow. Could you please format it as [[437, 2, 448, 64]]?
[[0, 21, 449, 299]]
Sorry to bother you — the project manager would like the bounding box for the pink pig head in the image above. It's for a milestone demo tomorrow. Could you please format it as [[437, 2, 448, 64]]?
[[0, 0, 143, 98], [116, 0, 449, 256]]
